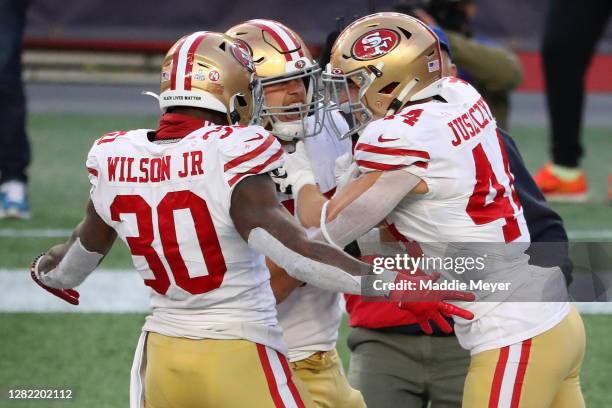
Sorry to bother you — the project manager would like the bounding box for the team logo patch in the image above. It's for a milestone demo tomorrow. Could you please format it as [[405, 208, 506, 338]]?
[[209, 70, 220, 81], [352, 29, 400, 61], [230, 43, 256, 73], [294, 59, 306, 69], [193, 70, 205, 81], [331, 68, 344, 75]]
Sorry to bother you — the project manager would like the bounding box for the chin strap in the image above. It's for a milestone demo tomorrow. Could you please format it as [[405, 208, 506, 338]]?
[[228, 93, 242, 125], [408, 78, 445, 102]]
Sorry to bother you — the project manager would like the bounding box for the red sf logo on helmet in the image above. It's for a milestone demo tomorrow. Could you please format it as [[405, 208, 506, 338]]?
[[230, 43, 255, 73], [233, 39, 253, 57], [352, 29, 400, 61]]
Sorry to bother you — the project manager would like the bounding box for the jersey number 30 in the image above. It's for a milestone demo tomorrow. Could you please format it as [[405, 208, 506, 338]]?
[[110, 191, 227, 295]]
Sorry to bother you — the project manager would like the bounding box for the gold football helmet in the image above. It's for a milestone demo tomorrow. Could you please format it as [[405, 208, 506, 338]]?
[[323, 12, 444, 138], [226, 19, 324, 140], [158, 31, 263, 125]]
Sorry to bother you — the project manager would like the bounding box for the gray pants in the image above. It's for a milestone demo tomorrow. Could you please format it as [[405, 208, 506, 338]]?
[[347, 327, 469, 408]]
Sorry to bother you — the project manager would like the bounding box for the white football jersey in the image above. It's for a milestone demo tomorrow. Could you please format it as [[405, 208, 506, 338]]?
[[86, 124, 287, 353], [355, 78, 569, 354], [277, 112, 352, 362]]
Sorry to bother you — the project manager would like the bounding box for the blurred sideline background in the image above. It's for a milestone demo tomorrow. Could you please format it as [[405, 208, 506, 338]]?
[[0, 1, 611, 407]]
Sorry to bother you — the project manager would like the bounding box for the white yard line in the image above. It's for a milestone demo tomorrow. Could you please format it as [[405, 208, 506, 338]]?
[[0, 228, 73, 238], [0, 269, 150, 312], [0, 269, 610, 314], [567, 230, 612, 240], [2, 228, 612, 240]]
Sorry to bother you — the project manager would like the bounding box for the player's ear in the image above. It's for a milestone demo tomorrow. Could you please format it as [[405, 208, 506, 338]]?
[[451, 63, 458, 77]]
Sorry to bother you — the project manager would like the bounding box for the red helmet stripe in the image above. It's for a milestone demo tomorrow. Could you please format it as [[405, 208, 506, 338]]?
[[281, 23, 305, 58], [170, 36, 188, 91], [183, 33, 208, 90], [249, 19, 301, 62]]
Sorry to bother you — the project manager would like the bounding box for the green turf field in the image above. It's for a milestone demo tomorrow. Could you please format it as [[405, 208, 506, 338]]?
[[1, 314, 611, 407], [0, 114, 610, 266], [0, 114, 611, 407]]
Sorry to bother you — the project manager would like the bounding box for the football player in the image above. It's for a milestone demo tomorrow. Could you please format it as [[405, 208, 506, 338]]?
[[283, 13, 586, 408], [30, 30, 475, 408], [226, 19, 364, 408], [27, 31, 470, 408]]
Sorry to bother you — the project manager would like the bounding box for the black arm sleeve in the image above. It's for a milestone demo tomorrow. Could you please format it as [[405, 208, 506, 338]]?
[[499, 129, 573, 285]]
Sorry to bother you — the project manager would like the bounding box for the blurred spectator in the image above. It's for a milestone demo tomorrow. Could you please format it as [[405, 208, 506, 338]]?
[[0, 0, 31, 219], [395, 0, 523, 130], [534, 0, 611, 202]]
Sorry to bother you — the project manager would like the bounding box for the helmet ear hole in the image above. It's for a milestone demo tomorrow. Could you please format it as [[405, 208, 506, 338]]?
[[397, 27, 413, 40], [378, 82, 400, 95], [235, 95, 248, 107]]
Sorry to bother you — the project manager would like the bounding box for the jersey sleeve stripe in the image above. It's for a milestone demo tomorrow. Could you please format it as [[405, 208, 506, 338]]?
[[356, 160, 406, 171], [87, 167, 98, 177], [355, 143, 430, 160], [228, 147, 284, 186], [223, 135, 276, 172], [357, 159, 428, 171]]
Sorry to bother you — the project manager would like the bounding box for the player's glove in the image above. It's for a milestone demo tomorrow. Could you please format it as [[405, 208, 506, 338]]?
[[391, 272, 475, 334], [271, 167, 292, 195], [30, 253, 80, 305], [271, 141, 316, 198], [334, 153, 360, 191]]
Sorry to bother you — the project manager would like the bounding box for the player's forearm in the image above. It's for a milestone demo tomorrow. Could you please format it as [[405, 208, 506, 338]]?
[[249, 226, 398, 295], [36, 201, 115, 288], [38, 223, 83, 274], [295, 184, 327, 228], [315, 170, 422, 248], [266, 258, 304, 304], [36, 237, 105, 289]]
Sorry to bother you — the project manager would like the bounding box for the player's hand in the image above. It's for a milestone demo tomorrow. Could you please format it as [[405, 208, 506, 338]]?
[[30, 253, 80, 305], [272, 141, 316, 197], [392, 272, 474, 334], [334, 153, 360, 191]]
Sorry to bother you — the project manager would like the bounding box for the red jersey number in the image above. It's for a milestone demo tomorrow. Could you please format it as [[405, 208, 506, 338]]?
[[465, 140, 522, 243], [384, 108, 424, 126], [110, 191, 227, 295]]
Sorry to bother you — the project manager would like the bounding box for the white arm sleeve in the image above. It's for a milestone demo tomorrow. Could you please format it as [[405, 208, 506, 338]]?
[[37, 238, 104, 289], [247, 227, 397, 295], [315, 170, 422, 248]]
